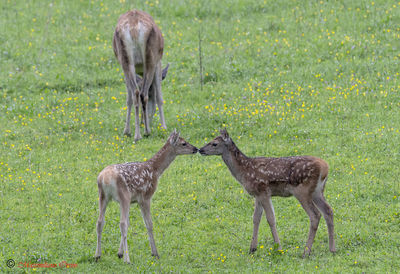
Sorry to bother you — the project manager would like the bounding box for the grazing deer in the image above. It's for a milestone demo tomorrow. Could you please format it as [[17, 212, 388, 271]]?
[[199, 129, 335, 257], [113, 10, 169, 141], [95, 130, 198, 263]]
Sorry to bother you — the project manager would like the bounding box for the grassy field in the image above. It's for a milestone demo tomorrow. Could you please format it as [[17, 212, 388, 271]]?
[[1, 0, 399, 272]]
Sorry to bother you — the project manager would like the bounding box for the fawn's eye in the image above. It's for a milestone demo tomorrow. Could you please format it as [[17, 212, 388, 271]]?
[[182, 143, 187, 146], [212, 143, 217, 147]]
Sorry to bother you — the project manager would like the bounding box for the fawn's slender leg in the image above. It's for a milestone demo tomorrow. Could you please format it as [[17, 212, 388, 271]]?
[[249, 198, 263, 253], [118, 199, 131, 263], [139, 199, 159, 258], [296, 193, 321, 258], [313, 194, 335, 253], [95, 189, 109, 261], [260, 195, 281, 249]]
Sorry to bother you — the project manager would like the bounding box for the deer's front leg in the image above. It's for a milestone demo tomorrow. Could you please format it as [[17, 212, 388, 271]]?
[[139, 199, 159, 258], [260, 195, 281, 250], [250, 199, 263, 253]]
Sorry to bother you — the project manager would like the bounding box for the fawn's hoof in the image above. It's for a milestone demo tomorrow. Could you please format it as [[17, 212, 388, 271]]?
[[152, 253, 160, 259], [302, 247, 311, 258], [117, 253, 123, 259], [95, 256, 100, 262]]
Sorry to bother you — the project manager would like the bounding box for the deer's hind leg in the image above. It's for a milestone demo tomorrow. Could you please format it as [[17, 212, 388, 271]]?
[[294, 189, 321, 258], [121, 67, 135, 137], [118, 198, 131, 263], [140, 65, 156, 136], [122, 63, 142, 141], [95, 187, 110, 261], [312, 178, 335, 253], [153, 64, 166, 129]]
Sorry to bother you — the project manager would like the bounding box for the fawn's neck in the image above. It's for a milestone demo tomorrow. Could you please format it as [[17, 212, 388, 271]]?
[[221, 141, 249, 183], [149, 142, 176, 178]]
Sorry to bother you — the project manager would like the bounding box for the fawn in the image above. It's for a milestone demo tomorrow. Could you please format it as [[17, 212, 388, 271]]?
[[199, 129, 335, 257], [95, 130, 198, 263]]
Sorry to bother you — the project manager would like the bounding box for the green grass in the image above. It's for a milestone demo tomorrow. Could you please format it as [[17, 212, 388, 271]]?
[[1, 0, 399, 272]]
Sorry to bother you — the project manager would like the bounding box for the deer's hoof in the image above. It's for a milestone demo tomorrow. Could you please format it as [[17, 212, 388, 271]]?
[[249, 247, 257, 254], [134, 135, 142, 142], [117, 253, 123, 259], [152, 253, 159, 259], [302, 247, 311, 258], [94, 256, 100, 262], [123, 128, 132, 137]]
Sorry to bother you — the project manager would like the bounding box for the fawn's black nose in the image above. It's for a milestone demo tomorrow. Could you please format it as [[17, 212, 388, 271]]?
[[193, 147, 198, 153], [199, 148, 205, 155]]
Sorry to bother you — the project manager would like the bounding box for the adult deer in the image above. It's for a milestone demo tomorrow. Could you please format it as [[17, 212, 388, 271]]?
[[113, 10, 169, 141], [199, 129, 336, 257], [95, 130, 198, 263]]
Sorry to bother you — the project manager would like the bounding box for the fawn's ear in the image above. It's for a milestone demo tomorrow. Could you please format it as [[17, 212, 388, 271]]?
[[162, 63, 170, 80], [220, 128, 230, 142], [169, 129, 180, 145]]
